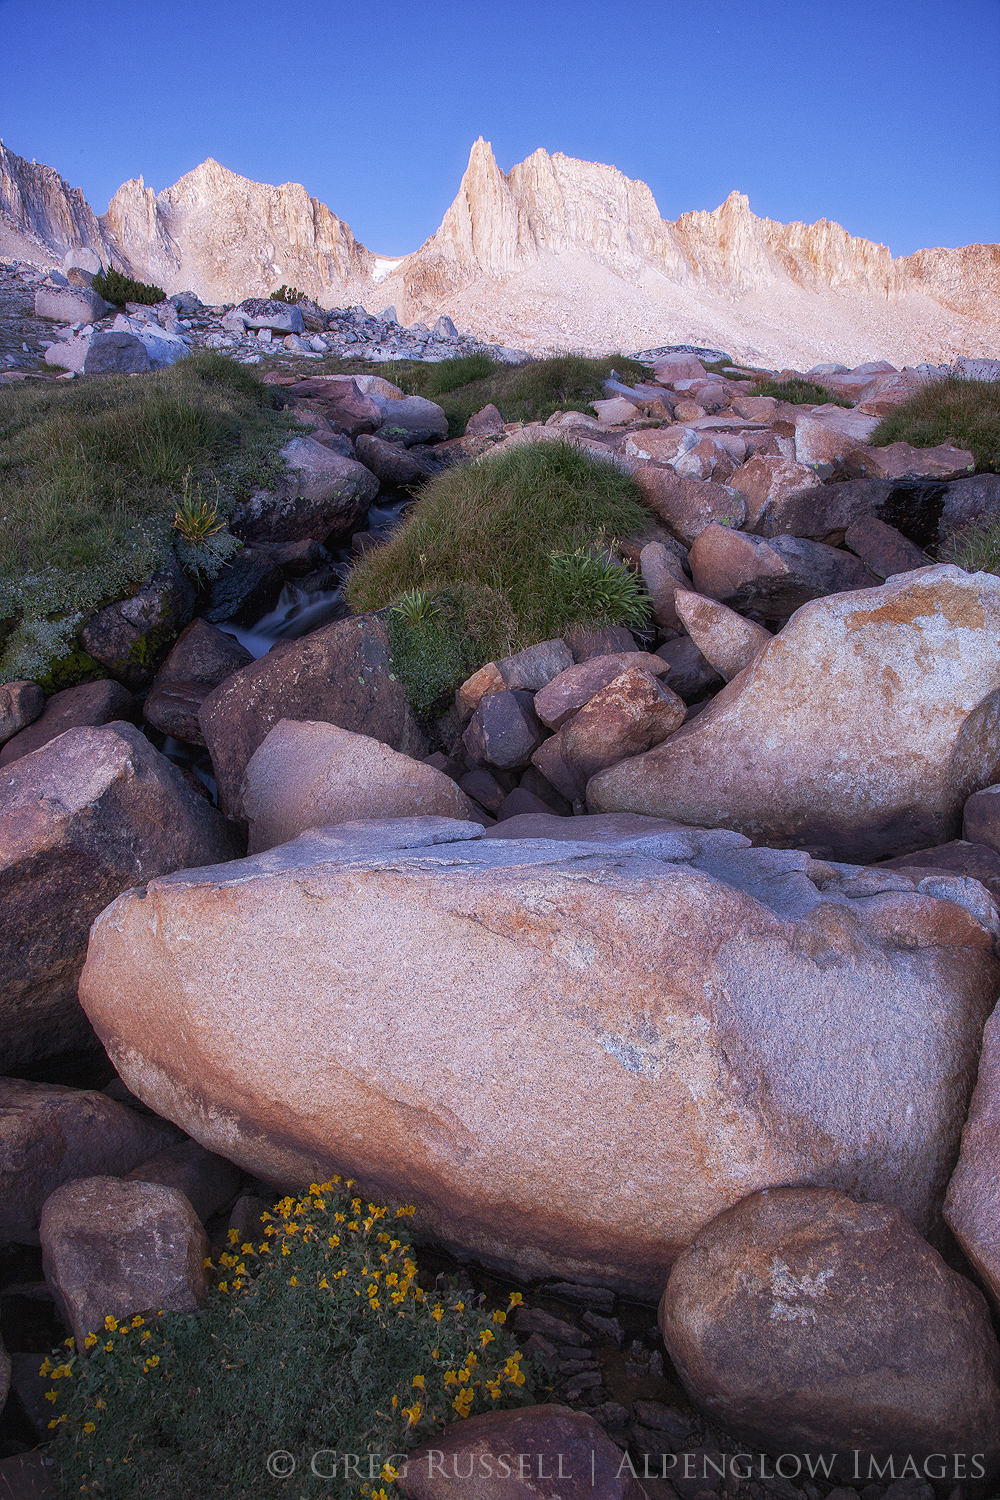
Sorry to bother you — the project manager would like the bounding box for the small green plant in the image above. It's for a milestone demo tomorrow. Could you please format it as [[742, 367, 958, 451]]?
[[92, 267, 165, 306], [45, 1180, 534, 1498], [940, 516, 1000, 576], [391, 588, 442, 627], [173, 468, 224, 543], [547, 545, 652, 629], [869, 375, 1000, 472], [270, 284, 302, 304], [750, 377, 852, 407], [388, 591, 476, 721]]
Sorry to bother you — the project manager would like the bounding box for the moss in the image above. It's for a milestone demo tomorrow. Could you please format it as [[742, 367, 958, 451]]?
[[35, 646, 108, 695]]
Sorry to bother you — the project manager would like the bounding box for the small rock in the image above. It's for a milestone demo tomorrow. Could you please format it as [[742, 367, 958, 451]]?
[[465, 403, 504, 435], [463, 689, 547, 771], [582, 1308, 625, 1344], [843, 516, 931, 579], [640, 541, 687, 628], [496, 638, 575, 692], [673, 590, 771, 682], [0, 680, 44, 748], [0, 678, 137, 766], [514, 1306, 590, 1344], [373, 393, 449, 446], [227, 1193, 271, 1248], [633, 1399, 693, 1442], [459, 765, 508, 813], [40, 1176, 209, 1346], [541, 1281, 616, 1309]]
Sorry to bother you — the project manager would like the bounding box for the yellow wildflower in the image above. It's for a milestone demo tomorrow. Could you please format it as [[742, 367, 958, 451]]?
[[228, 1228, 239, 1244], [289, 1277, 299, 1286], [412, 1374, 425, 1389], [131, 1316, 144, 1328], [217, 1282, 228, 1293], [318, 1278, 330, 1290], [443, 1370, 458, 1387], [241, 1243, 254, 1255], [328, 1235, 340, 1248], [480, 1330, 495, 1347], [38, 1359, 52, 1377], [404, 1402, 421, 1426], [508, 1292, 524, 1307], [83, 1421, 96, 1434], [431, 1305, 444, 1323], [44, 1390, 58, 1403], [104, 1316, 118, 1332], [104, 1342, 113, 1353]]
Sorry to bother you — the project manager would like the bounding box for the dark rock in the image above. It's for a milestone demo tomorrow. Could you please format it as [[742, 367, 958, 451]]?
[[0, 680, 44, 748], [514, 1306, 590, 1344], [248, 538, 333, 575], [940, 474, 1000, 540], [142, 680, 212, 745], [465, 403, 504, 435], [79, 556, 196, 690], [654, 635, 723, 702], [689, 524, 880, 619], [562, 624, 637, 662], [964, 785, 1000, 855], [0, 1452, 51, 1499], [540, 1281, 616, 1309], [463, 689, 547, 771], [0, 679, 137, 766], [152, 617, 253, 688], [198, 612, 426, 815], [355, 432, 435, 486], [518, 764, 572, 815], [757, 476, 946, 550], [124, 1139, 242, 1224], [83, 330, 150, 374], [0, 721, 243, 1070], [878, 840, 1000, 901], [844, 516, 931, 578], [227, 1193, 271, 1249], [459, 766, 507, 813], [497, 787, 556, 820], [632, 1399, 693, 1442], [582, 1308, 624, 1345], [497, 638, 575, 692], [0, 1078, 180, 1245], [202, 550, 284, 626], [945, 1002, 1000, 1317]]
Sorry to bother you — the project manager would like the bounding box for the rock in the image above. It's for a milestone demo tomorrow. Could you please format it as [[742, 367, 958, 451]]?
[[640, 541, 686, 627], [688, 524, 878, 619], [198, 613, 425, 815], [227, 1194, 271, 1249], [235, 298, 305, 334], [229, 438, 378, 545], [939, 474, 1000, 538], [142, 680, 212, 745], [497, 787, 557, 820], [517, 765, 572, 816], [0, 1451, 51, 1500], [124, 1139, 242, 1224], [843, 516, 931, 578], [152, 617, 253, 688], [83, 330, 152, 374], [730, 453, 821, 530], [497, 639, 575, 692], [241, 719, 476, 852], [456, 662, 506, 720], [755, 475, 944, 544], [251, 537, 333, 575], [588, 565, 1000, 862], [64, 246, 102, 275], [373, 394, 449, 446], [79, 817, 1000, 1296], [964, 784, 1000, 853], [673, 591, 771, 682], [33, 284, 109, 323], [945, 1001, 1000, 1318], [355, 433, 434, 486], [541, 668, 686, 800], [130, 321, 189, 369], [655, 635, 722, 701], [0, 679, 137, 766], [877, 839, 1000, 903], [79, 557, 195, 690], [465, 403, 504, 435], [634, 467, 745, 546], [562, 624, 638, 662], [44, 331, 91, 371], [793, 406, 880, 470], [592, 396, 641, 424], [534, 653, 669, 730], [672, 437, 738, 484], [463, 689, 547, 771], [317, 382, 384, 439], [0, 1079, 180, 1245], [659, 1186, 1000, 1474], [653, 354, 707, 382], [730, 395, 778, 420], [40, 1177, 209, 1346], [0, 721, 242, 1070], [849, 441, 976, 483], [0, 681, 44, 748], [397, 1406, 646, 1498], [459, 766, 508, 814], [201, 549, 284, 626], [855, 371, 931, 416]]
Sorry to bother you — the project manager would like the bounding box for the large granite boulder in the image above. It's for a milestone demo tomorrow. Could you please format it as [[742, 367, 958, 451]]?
[[588, 565, 1000, 863], [79, 816, 999, 1298], [0, 680, 137, 766], [1, 721, 242, 1070], [229, 437, 378, 545], [198, 612, 425, 815], [659, 1187, 1000, 1475]]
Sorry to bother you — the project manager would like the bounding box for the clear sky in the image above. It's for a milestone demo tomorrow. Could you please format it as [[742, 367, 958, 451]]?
[[1, 0, 997, 259]]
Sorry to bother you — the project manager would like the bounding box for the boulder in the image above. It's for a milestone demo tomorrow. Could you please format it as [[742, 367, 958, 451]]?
[[79, 556, 195, 690], [152, 617, 253, 688], [0, 679, 137, 766], [843, 516, 931, 579], [229, 437, 378, 545], [592, 396, 639, 424], [79, 816, 1000, 1296], [236, 298, 305, 334], [689, 524, 878, 619], [729, 395, 778, 421], [633, 467, 745, 546], [945, 1002, 1000, 1316], [639, 540, 687, 627], [373, 394, 449, 446], [672, 437, 738, 485], [142, 680, 212, 745], [673, 590, 771, 682], [855, 371, 931, 416], [33, 284, 109, 323], [198, 612, 425, 815], [940, 474, 1000, 539], [463, 690, 547, 771], [124, 1139, 242, 1225], [562, 624, 638, 662], [355, 433, 435, 486], [877, 839, 1000, 903], [550, 667, 686, 798], [0, 681, 44, 748], [793, 405, 880, 469], [64, 246, 102, 275], [848, 442, 976, 483], [496, 639, 575, 692], [40, 1177, 209, 1346], [0, 1079, 180, 1245], [654, 635, 722, 701], [730, 453, 820, 530], [83, 330, 151, 375], [241, 719, 476, 852], [0, 721, 242, 1070], [659, 1187, 1000, 1475], [44, 332, 91, 371], [351, 375, 405, 399], [588, 565, 1000, 862], [459, 766, 508, 814], [964, 784, 1000, 854], [956, 357, 1000, 382], [201, 549, 284, 626], [755, 475, 946, 545], [534, 653, 669, 730], [465, 403, 504, 436], [653, 354, 707, 382], [624, 426, 697, 466], [456, 662, 505, 720], [397, 1407, 647, 1499]]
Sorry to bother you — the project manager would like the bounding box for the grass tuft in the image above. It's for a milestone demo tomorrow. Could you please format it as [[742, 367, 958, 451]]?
[[750, 378, 852, 407], [869, 376, 1000, 472]]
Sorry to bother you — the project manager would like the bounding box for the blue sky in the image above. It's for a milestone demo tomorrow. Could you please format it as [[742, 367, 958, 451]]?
[[1, 0, 997, 258]]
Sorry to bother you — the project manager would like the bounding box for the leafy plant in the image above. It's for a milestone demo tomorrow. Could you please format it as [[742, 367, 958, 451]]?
[[92, 267, 165, 306], [869, 375, 1000, 472], [44, 1180, 534, 1498], [391, 588, 442, 627], [749, 377, 852, 407], [388, 594, 476, 722], [547, 546, 652, 629], [270, 285, 302, 305], [173, 469, 225, 543]]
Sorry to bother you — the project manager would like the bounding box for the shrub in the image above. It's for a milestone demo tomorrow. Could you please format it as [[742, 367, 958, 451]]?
[[750, 377, 852, 407], [44, 1180, 534, 1498], [348, 440, 653, 699], [270, 284, 302, 305], [92, 267, 165, 306], [869, 375, 1000, 472]]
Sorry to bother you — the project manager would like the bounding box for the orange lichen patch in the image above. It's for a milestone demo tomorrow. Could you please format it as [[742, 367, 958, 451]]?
[[845, 581, 986, 633]]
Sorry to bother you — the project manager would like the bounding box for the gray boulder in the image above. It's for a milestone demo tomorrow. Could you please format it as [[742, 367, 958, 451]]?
[[34, 284, 109, 323], [236, 298, 305, 334], [79, 556, 195, 689], [83, 330, 150, 374], [229, 437, 378, 544], [63, 246, 102, 275], [372, 394, 449, 445], [0, 679, 137, 766]]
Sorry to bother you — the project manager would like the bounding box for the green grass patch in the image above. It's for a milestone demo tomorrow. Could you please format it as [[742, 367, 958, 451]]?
[[348, 440, 653, 707], [750, 377, 852, 407], [0, 352, 297, 682], [45, 1180, 535, 1498], [940, 515, 1000, 575], [869, 375, 1000, 472]]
